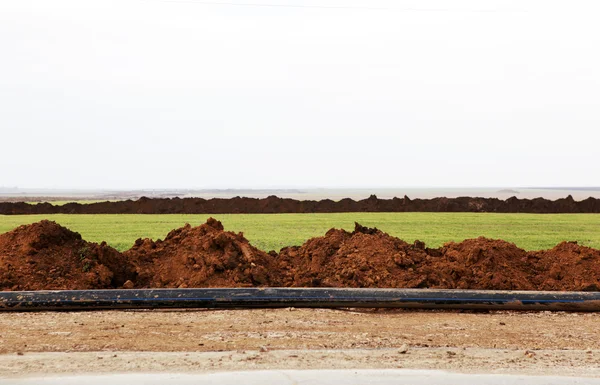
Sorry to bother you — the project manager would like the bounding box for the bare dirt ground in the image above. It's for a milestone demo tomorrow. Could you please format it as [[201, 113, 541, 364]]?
[[2, 308, 600, 377]]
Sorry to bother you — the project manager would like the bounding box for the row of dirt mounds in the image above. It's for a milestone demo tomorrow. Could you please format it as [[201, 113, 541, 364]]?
[[2, 219, 600, 291], [2, 194, 600, 214]]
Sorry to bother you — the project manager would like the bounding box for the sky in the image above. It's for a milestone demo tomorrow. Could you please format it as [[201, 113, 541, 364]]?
[[0, 0, 599, 189]]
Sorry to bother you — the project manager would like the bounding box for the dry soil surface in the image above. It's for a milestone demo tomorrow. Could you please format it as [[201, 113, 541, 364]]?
[[2, 308, 600, 377]]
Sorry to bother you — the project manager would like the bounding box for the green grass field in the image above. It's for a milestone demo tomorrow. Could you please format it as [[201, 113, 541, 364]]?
[[1, 213, 599, 252]]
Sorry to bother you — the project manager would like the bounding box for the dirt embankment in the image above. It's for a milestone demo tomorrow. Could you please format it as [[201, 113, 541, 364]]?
[[2, 219, 600, 291], [2, 194, 600, 214]]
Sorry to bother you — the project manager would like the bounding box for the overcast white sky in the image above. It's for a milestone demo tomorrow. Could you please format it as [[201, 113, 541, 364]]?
[[1, 0, 599, 189]]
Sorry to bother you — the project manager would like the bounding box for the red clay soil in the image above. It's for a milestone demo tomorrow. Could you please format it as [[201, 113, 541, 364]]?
[[0, 221, 135, 290], [124, 218, 277, 288], [277, 224, 537, 290], [2, 219, 600, 291], [529, 242, 600, 291], [277, 224, 428, 288], [424, 238, 538, 290]]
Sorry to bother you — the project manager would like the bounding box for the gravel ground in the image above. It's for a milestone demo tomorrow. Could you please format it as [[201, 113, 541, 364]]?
[[1, 308, 600, 377]]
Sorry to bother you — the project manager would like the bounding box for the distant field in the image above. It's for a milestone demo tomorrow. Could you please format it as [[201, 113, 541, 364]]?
[[1, 213, 599, 252]]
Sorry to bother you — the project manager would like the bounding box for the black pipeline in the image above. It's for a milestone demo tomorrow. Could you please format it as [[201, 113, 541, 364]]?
[[2, 288, 600, 312]]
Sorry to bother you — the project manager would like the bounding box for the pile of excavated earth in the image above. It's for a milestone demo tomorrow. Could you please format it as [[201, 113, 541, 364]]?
[[0, 221, 134, 290], [2, 219, 600, 291]]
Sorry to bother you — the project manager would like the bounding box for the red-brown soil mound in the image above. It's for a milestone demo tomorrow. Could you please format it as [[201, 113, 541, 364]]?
[[277, 223, 429, 287], [124, 218, 277, 288], [529, 242, 600, 291], [277, 224, 537, 289], [0, 221, 135, 290], [423, 238, 536, 290]]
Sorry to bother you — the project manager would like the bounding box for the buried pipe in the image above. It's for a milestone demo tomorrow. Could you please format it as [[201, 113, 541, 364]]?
[[2, 288, 600, 312]]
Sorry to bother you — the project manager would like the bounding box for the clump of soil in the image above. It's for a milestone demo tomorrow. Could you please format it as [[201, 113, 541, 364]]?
[[125, 218, 277, 288], [0, 220, 135, 290], [529, 242, 600, 291], [278, 223, 536, 289]]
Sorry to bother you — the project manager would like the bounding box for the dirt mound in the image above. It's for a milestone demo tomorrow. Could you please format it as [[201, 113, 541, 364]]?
[[277, 223, 537, 289], [529, 242, 600, 291], [424, 238, 536, 290], [0, 220, 135, 290], [277, 223, 430, 288], [125, 218, 277, 288]]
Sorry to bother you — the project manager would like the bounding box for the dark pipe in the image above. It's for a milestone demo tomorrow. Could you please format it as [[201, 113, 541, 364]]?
[[2, 288, 600, 312]]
